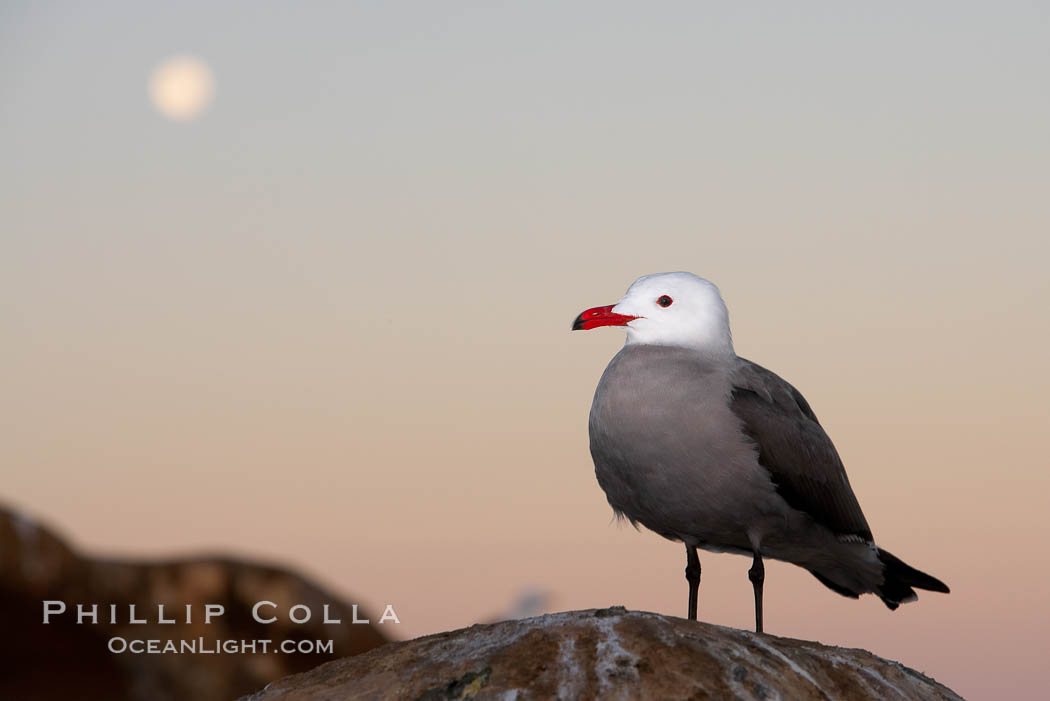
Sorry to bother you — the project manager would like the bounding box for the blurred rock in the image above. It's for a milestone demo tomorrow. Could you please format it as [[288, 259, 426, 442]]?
[[0, 505, 388, 701], [486, 587, 553, 623], [243, 607, 962, 700]]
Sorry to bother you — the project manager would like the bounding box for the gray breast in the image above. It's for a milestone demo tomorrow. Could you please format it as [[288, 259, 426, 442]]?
[[587, 345, 778, 549]]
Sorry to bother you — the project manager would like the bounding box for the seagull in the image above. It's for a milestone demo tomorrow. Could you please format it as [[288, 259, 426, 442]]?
[[573, 272, 949, 633]]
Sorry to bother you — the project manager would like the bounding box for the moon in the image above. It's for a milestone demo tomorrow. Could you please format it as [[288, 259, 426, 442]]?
[[148, 56, 215, 122]]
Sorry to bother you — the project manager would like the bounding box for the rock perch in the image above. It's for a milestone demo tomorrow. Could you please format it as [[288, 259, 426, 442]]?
[[242, 607, 962, 700]]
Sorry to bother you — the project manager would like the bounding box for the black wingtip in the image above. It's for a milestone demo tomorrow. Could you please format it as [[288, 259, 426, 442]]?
[[571, 313, 585, 330], [877, 548, 950, 608]]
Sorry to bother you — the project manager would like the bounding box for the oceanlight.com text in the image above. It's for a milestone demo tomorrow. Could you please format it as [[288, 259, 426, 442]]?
[[107, 637, 335, 655]]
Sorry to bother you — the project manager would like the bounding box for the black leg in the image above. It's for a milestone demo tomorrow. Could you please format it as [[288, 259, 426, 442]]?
[[685, 545, 701, 621], [749, 548, 765, 633]]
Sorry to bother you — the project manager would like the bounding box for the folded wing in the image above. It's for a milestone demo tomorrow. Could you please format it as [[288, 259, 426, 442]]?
[[729, 359, 873, 543]]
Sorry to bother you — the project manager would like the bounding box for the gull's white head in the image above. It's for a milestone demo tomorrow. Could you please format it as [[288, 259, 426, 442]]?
[[573, 272, 733, 354]]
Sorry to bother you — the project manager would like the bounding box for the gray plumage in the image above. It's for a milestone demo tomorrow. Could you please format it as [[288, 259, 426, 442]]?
[[576, 272, 948, 630]]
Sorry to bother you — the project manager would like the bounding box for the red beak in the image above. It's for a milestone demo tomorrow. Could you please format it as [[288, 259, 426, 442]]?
[[572, 304, 639, 331]]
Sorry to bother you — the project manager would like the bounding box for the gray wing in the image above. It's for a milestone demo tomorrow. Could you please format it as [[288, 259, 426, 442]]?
[[730, 358, 873, 542]]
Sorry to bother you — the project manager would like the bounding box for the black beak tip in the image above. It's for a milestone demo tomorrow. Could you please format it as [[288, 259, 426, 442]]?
[[572, 313, 585, 331]]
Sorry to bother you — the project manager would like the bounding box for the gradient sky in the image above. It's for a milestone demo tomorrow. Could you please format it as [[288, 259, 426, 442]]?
[[3, 3, 1048, 698]]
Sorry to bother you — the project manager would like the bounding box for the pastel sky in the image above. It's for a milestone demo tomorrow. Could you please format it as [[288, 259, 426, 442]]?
[[3, 3, 1048, 698]]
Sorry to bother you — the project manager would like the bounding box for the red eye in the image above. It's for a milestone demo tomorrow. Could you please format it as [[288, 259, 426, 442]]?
[[657, 295, 673, 307]]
